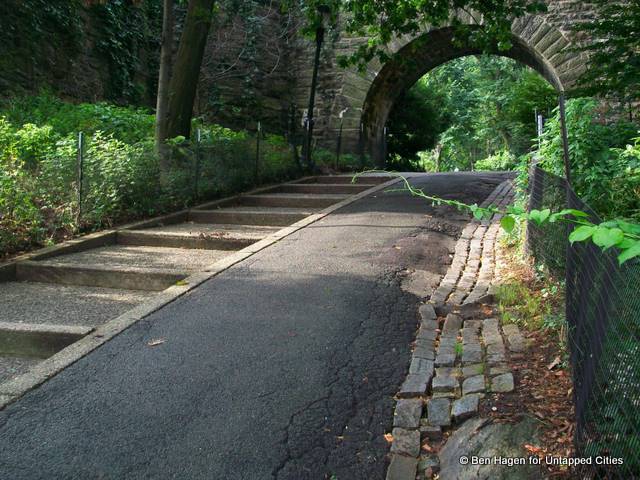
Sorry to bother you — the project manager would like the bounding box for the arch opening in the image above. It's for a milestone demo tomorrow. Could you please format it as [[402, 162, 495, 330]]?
[[360, 27, 564, 166]]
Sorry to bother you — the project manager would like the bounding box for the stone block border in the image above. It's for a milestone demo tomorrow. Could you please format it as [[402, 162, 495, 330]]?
[[386, 180, 525, 480]]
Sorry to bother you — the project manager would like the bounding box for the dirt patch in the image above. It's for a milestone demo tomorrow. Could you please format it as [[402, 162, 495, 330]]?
[[479, 327, 575, 479], [379, 227, 458, 299]]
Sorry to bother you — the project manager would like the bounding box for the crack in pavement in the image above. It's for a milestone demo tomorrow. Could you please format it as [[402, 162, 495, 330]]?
[[273, 269, 420, 480]]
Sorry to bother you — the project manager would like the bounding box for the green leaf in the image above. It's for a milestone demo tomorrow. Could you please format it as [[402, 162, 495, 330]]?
[[558, 209, 590, 218], [569, 225, 595, 243], [617, 220, 640, 235], [618, 238, 636, 249], [618, 243, 640, 265], [529, 208, 551, 225], [473, 209, 485, 220], [592, 227, 624, 250], [500, 215, 516, 233]]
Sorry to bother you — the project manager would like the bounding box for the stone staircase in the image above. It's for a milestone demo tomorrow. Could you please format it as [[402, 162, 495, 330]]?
[[0, 175, 392, 389]]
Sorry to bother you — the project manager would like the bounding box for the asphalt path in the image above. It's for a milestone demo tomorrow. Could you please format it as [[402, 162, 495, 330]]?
[[0, 172, 506, 480]]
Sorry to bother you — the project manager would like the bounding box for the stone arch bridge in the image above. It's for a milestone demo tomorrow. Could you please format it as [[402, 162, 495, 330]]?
[[201, 1, 594, 165]]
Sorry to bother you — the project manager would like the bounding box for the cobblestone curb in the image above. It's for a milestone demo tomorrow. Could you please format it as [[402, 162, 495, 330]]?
[[429, 180, 515, 311], [386, 180, 525, 480]]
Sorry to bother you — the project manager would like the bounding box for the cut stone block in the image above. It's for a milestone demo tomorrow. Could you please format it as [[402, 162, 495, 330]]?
[[463, 320, 482, 331], [398, 373, 430, 397], [489, 365, 510, 376], [436, 346, 455, 356], [462, 364, 484, 378], [438, 337, 457, 348], [419, 303, 437, 321], [443, 313, 463, 333], [415, 338, 435, 351], [413, 345, 435, 361], [482, 333, 502, 346], [462, 375, 485, 395], [487, 353, 506, 365], [390, 428, 421, 457], [452, 394, 480, 422], [461, 329, 479, 343], [427, 398, 451, 427], [386, 454, 418, 480], [435, 367, 461, 378], [435, 353, 456, 367], [421, 319, 439, 332], [409, 357, 434, 377], [487, 343, 506, 355], [393, 399, 423, 429], [432, 375, 458, 393], [416, 328, 437, 342], [462, 349, 483, 364], [491, 373, 515, 392], [502, 324, 520, 337], [483, 318, 499, 330]]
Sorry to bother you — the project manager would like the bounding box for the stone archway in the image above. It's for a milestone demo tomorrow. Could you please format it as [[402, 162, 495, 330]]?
[[312, 7, 590, 165]]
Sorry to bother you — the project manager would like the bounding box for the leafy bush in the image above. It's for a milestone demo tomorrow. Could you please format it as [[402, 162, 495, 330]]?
[[538, 98, 639, 220], [475, 150, 517, 171], [0, 94, 302, 257]]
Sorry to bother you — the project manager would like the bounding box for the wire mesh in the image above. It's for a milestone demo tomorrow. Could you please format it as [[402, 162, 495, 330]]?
[[526, 165, 640, 478]]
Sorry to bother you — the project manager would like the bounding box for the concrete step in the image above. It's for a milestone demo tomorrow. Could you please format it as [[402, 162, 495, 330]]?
[[189, 207, 315, 226], [236, 193, 348, 209], [118, 229, 255, 250], [120, 222, 280, 250], [296, 175, 392, 185], [269, 183, 372, 195], [16, 245, 233, 290], [16, 261, 186, 291], [0, 322, 92, 359], [0, 355, 41, 384], [0, 281, 154, 326]]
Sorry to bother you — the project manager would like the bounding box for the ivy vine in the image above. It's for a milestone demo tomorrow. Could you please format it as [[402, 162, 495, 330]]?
[[354, 171, 640, 265]]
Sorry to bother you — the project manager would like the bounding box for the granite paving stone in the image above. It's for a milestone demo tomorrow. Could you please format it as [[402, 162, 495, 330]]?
[[451, 394, 480, 422], [462, 375, 485, 395], [432, 375, 458, 393], [491, 373, 515, 392], [427, 398, 451, 427], [390, 428, 421, 457], [386, 455, 418, 480], [393, 399, 423, 429]]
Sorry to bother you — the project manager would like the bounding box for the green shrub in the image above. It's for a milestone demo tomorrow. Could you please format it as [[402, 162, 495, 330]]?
[[0, 94, 304, 257], [538, 98, 639, 220], [475, 150, 517, 171]]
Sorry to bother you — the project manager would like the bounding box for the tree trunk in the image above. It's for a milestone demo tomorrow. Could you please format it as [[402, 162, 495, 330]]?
[[155, 0, 174, 177], [166, 0, 215, 140]]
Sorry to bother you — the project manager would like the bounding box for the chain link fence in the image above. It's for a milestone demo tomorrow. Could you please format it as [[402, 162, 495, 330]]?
[[526, 165, 640, 478]]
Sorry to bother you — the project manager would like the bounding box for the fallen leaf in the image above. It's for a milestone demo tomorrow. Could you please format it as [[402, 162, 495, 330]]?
[[383, 433, 394, 443], [547, 356, 561, 370], [421, 442, 433, 452], [147, 339, 166, 347], [524, 444, 542, 454]]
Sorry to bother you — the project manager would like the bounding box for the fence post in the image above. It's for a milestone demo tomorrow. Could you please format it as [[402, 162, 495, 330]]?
[[335, 118, 343, 172], [255, 121, 261, 184], [558, 93, 572, 187], [76, 132, 84, 229], [358, 122, 365, 168], [524, 162, 543, 257], [194, 128, 201, 203]]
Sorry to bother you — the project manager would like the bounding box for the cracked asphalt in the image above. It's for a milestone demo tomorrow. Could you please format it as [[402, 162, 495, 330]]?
[[0, 172, 507, 480]]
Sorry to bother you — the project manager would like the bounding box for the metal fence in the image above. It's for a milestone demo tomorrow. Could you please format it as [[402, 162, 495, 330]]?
[[526, 165, 640, 478]]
